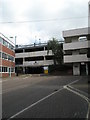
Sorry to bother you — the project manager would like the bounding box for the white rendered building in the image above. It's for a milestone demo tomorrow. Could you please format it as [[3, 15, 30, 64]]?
[[63, 27, 90, 75]]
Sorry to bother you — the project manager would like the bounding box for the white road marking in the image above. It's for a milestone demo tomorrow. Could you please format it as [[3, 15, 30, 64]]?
[[67, 79, 79, 85], [23, 77, 28, 79], [68, 85, 88, 97], [7, 87, 64, 119], [64, 85, 90, 119], [7, 79, 80, 119]]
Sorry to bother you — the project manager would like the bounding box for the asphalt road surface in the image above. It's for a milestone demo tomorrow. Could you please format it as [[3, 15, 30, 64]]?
[[1, 75, 90, 119]]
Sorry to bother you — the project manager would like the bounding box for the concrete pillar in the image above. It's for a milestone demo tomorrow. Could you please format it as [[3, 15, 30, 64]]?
[[73, 63, 80, 75], [44, 56, 46, 61], [86, 63, 88, 75], [23, 57, 25, 74], [23, 67, 25, 74], [44, 46, 45, 51], [23, 48, 25, 52]]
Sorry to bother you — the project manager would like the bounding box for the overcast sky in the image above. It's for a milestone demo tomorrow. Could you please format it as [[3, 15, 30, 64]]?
[[0, 0, 89, 45]]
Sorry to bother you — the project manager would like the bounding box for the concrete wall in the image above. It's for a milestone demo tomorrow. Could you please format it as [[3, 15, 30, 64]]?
[[63, 28, 88, 38], [73, 63, 80, 75], [15, 50, 53, 58], [64, 54, 90, 63], [23, 60, 54, 66], [63, 40, 89, 51]]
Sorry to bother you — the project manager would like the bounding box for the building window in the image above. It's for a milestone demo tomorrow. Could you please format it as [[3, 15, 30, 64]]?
[[87, 48, 90, 58], [2, 53, 7, 60], [11, 68, 14, 72], [0, 37, 3, 43], [2, 52, 14, 62], [3, 40, 8, 47], [2, 67, 7, 72], [0, 67, 1, 72], [0, 52, 1, 58], [8, 55, 14, 62], [9, 43, 14, 50]]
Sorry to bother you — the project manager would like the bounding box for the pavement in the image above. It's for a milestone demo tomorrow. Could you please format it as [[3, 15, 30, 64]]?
[[1, 75, 90, 119]]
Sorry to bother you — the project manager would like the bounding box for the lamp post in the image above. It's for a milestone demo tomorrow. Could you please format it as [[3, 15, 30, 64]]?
[[9, 36, 17, 77], [10, 36, 17, 48]]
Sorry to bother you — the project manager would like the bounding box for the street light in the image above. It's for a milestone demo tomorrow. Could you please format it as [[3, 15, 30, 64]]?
[[9, 36, 17, 77]]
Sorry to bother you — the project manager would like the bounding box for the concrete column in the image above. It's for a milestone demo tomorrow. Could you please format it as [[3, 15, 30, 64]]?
[[73, 63, 80, 75], [86, 63, 88, 75], [44, 56, 46, 61], [44, 46, 45, 51], [23, 67, 25, 74], [23, 48, 25, 52], [23, 57, 25, 74]]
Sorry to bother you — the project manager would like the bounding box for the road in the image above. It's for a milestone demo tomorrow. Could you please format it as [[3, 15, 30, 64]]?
[[2, 75, 90, 119]]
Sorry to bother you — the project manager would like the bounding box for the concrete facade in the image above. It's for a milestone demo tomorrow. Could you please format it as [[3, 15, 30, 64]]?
[[63, 27, 90, 75], [15, 44, 55, 74], [0, 33, 15, 77]]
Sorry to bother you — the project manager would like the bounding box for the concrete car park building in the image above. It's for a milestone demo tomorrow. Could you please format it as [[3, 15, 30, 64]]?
[[0, 33, 15, 77], [63, 27, 90, 75], [15, 43, 55, 74]]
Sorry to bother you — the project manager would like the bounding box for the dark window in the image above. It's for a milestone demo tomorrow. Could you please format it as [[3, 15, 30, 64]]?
[[11, 68, 14, 72], [45, 55, 54, 60], [25, 47, 44, 52], [2, 53, 7, 59], [25, 56, 44, 61], [2, 67, 7, 72], [0, 67, 1, 72], [87, 48, 90, 58], [15, 49, 23, 53], [15, 58, 23, 65], [0, 52, 1, 58]]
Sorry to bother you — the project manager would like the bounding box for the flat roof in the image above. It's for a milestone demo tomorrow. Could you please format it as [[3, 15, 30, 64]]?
[[15, 41, 64, 50], [0, 33, 15, 46], [63, 27, 88, 38]]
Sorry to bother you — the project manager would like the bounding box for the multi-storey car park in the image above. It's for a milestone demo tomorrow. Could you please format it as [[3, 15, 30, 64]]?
[[15, 41, 65, 75], [0, 33, 15, 77], [63, 27, 90, 75], [15, 43, 55, 74]]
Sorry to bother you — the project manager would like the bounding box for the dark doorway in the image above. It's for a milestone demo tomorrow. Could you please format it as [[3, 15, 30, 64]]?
[[25, 67, 44, 74], [88, 62, 90, 75], [80, 64, 86, 75]]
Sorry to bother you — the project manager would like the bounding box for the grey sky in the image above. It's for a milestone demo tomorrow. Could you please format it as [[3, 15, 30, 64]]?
[[0, 0, 89, 45]]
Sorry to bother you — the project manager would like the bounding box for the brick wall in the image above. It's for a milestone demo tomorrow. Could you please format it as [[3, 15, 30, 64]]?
[[0, 59, 1, 66], [0, 44, 1, 51], [2, 59, 15, 67], [2, 45, 15, 57]]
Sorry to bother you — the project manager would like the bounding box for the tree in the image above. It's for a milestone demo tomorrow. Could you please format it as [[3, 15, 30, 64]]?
[[47, 38, 63, 65]]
